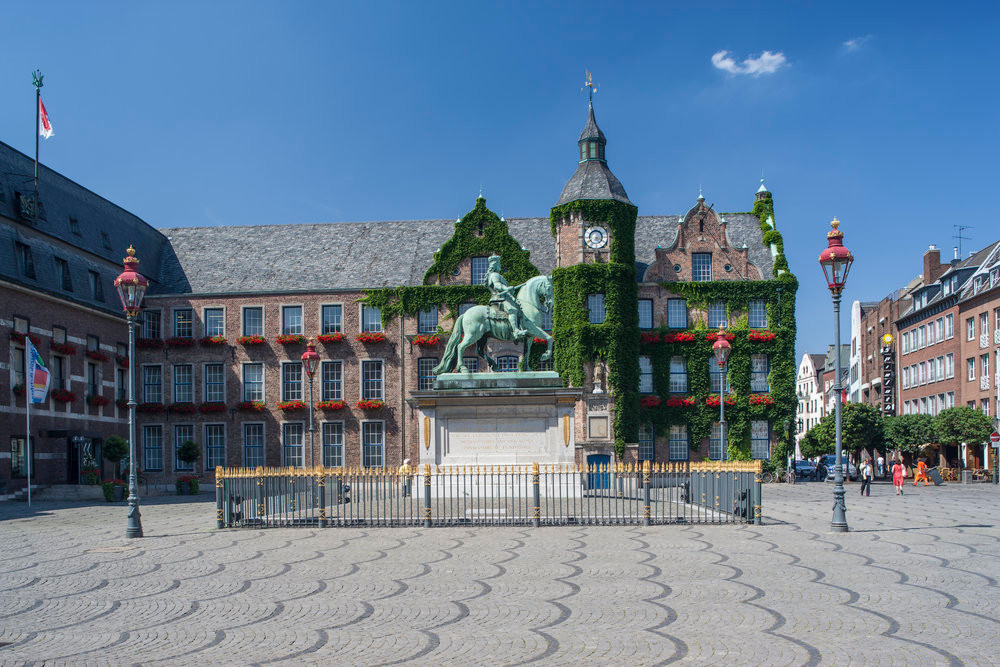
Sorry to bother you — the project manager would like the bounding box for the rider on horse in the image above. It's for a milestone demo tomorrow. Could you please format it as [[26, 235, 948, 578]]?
[[484, 255, 528, 341]]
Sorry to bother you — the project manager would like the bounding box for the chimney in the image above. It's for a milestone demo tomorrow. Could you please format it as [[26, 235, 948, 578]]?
[[953, 247, 959, 261], [923, 245, 946, 284]]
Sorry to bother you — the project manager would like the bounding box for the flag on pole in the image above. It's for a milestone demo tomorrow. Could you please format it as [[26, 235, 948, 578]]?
[[38, 98, 53, 139], [26, 339, 50, 403]]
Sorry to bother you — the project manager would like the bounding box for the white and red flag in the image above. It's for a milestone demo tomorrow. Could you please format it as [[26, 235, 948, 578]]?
[[38, 98, 53, 139]]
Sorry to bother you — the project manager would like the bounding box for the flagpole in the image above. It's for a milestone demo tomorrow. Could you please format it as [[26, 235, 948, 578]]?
[[26, 376, 31, 507], [32, 70, 43, 209]]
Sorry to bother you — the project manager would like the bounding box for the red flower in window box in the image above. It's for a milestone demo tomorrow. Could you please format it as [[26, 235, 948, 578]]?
[[316, 400, 347, 410], [356, 332, 386, 343], [640, 395, 662, 408], [86, 350, 111, 362], [116, 398, 129, 409], [137, 337, 164, 349], [640, 332, 661, 344], [50, 342, 77, 355], [412, 334, 440, 347], [87, 394, 110, 407], [749, 394, 775, 405], [276, 400, 307, 411], [137, 402, 165, 413], [115, 354, 129, 367], [237, 335, 267, 346], [748, 330, 776, 342], [9, 331, 41, 346], [356, 399, 385, 410], [200, 335, 228, 346], [12, 384, 26, 397], [276, 334, 306, 345], [317, 333, 345, 343], [199, 402, 227, 413], [663, 332, 696, 343], [52, 388, 75, 403], [705, 395, 737, 407], [704, 332, 735, 342], [532, 337, 549, 345], [165, 337, 196, 348], [168, 402, 197, 414], [665, 396, 697, 407], [239, 401, 266, 411]]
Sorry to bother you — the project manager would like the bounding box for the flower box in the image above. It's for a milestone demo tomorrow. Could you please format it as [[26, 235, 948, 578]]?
[[168, 402, 197, 414], [276, 400, 307, 411], [239, 401, 266, 412], [749, 394, 776, 406], [50, 342, 77, 355], [200, 336, 228, 347], [86, 350, 111, 362], [704, 332, 736, 342], [356, 332, 386, 343], [165, 337, 196, 348], [9, 331, 41, 346], [662, 332, 696, 343], [237, 335, 267, 346], [316, 400, 347, 410], [356, 399, 385, 410], [640, 395, 662, 408], [115, 354, 129, 367], [665, 396, 697, 407], [639, 332, 661, 344], [748, 330, 776, 342], [705, 395, 737, 407], [137, 402, 165, 413], [86, 394, 110, 407], [101, 479, 127, 503], [52, 388, 76, 403], [532, 337, 548, 345], [12, 384, 26, 397], [175, 475, 200, 495], [199, 402, 227, 413], [318, 333, 345, 343], [137, 337, 164, 349], [276, 334, 306, 345], [116, 398, 129, 409], [413, 334, 440, 347]]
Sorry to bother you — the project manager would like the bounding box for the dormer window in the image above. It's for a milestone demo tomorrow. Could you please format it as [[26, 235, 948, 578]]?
[[589, 142, 597, 159]]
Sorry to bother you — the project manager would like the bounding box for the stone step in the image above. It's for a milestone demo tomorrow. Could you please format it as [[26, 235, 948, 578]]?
[[29, 485, 105, 501]]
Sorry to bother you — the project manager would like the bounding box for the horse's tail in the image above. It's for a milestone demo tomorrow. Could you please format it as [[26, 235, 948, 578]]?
[[432, 316, 464, 374]]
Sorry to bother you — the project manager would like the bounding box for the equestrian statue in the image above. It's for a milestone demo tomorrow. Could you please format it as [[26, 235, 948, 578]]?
[[432, 255, 554, 374]]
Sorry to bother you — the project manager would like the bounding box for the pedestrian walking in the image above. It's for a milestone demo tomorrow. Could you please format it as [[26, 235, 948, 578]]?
[[399, 458, 413, 497], [892, 459, 905, 495], [860, 459, 873, 496], [876, 454, 885, 479], [913, 458, 930, 486]]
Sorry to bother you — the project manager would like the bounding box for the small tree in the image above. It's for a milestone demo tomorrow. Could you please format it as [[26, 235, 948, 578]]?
[[801, 403, 884, 461], [799, 425, 831, 459], [103, 435, 128, 478], [177, 440, 201, 469], [883, 414, 935, 455], [934, 407, 993, 464]]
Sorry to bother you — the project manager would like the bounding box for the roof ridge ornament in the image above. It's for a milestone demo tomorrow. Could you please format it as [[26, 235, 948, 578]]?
[[582, 69, 598, 103]]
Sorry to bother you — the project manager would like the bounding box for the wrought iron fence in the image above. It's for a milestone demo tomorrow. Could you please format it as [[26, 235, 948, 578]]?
[[215, 461, 762, 528]]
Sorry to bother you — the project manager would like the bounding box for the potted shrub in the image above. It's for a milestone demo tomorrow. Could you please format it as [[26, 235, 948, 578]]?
[[81, 453, 100, 485], [177, 439, 201, 477], [101, 479, 127, 502], [103, 435, 128, 479], [175, 475, 200, 496]]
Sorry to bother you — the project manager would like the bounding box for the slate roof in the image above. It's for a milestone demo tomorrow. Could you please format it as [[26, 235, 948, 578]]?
[[0, 140, 169, 316], [578, 103, 606, 142], [555, 161, 633, 206], [154, 210, 774, 295]]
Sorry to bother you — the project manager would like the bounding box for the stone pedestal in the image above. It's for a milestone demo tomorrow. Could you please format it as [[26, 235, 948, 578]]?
[[412, 372, 582, 467]]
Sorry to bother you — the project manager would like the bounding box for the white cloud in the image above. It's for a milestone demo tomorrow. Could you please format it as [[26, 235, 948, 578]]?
[[843, 35, 872, 52], [711, 50, 787, 76]]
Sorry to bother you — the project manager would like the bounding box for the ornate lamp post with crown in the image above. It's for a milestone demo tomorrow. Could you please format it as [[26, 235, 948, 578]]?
[[819, 218, 854, 532], [114, 246, 148, 538], [301, 338, 320, 469], [713, 327, 731, 460]]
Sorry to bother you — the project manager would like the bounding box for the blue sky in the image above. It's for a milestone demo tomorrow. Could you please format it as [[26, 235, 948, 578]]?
[[2, 1, 997, 360]]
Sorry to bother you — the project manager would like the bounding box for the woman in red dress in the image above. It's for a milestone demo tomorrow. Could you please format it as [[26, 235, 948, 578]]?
[[892, 460, 905, 495]]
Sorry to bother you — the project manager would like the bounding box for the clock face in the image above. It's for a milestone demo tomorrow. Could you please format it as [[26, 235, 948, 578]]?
[[585, 226, 609, 249]]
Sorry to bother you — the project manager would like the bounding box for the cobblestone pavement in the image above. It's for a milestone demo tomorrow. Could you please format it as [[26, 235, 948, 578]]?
[[1, 480, 998, 665]]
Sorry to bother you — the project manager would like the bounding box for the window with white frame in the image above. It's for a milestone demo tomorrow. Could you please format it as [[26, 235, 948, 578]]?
[[322, 422, 344, 467], [638, 424, 654, 461], [751, 420, 770, 459], [243, 307, 263, 336], [418, 357, 438, 390], [282, 305, 303, 335], [968, 358, 975, 380], [638, 299, 653, 329], [935, 318, 944, 343], [710, 422, 726, 461], [361, 305, 382, 333], [946, 391, 955, 409], [708, 301, 727, 328], [639, 356, 653, 393], [945, 314, 954, 339], [143, 425, 163, 471], [243, 423, 265, 468], [282, 423, 303, 467], [667, 299, 687, 328], [204, 308, 224, 337], [174, 309, 193, 338], [668, 425, 689, 461], [669, 356, 687, 393], [282, 362, 302, 401], [204, 424, 225, 470], [936, 357, 945, 382], [902, 367, 910, 389], [928, 360, 936, 383], [142, 366, 162, 403], [51, 355, 68, 392], [242, 363, 263, 401], [751, 355, 769, 392], [204, 364, 225, 402], [141, 309, 161, 339], [982, 354, 989, 379], [463, 357, 479, 372], [919, 362, 927, 384], [496, 355, 519, 372], [902, 332, 909, 354], [362, 421, 384, 468], [321, 361, 342, 400], [748, 300, 767, 328], [321, 304, 342, 334], [470, 257, 489, 285], [918, 326, 926, 348], [587, 294, 606, 324], [691, 253, 712, 281], [174, 424, 195, 472], [709, 357, 730, 394], [173, 365, 193, 403], [981, 313, 989, 338], [417, 308, 438, 334], [967, 317, 975, 340], [362, 360, 383, 400], [946, 353, 954, 378], [983, 398, 991, 416]]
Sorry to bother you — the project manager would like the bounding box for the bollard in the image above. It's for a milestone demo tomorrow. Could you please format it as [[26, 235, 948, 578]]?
[[317, 470, 327, 529], [642, 460, 651, 527], [215, 468, 224, 529], [532, 462, 540, 528], [423, 463, 432, 528], [754, 466, 763, 525]]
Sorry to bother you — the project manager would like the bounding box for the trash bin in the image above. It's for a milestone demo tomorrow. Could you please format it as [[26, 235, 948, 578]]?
[[927, 467, 944, 486]]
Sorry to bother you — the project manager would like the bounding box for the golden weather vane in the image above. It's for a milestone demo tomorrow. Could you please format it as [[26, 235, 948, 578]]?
[[582, 69, 598, 102]]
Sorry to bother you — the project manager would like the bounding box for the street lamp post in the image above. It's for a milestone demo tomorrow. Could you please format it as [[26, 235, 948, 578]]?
[[301, 338, 320, 469], [114, 246, 148, 539], [712, 327, 731, 461], [819, 218, 854, 533]]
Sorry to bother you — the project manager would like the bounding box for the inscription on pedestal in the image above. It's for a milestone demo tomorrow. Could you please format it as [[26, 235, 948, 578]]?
[[446, 418, 548, 459]]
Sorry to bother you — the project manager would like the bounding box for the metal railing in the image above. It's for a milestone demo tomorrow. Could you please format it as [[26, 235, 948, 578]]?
[[215, 461, 762, 529]]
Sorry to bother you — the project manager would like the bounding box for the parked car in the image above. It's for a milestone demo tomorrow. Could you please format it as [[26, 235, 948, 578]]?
[[793, 459, 818, 481], [818, 454, 858, 481]]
